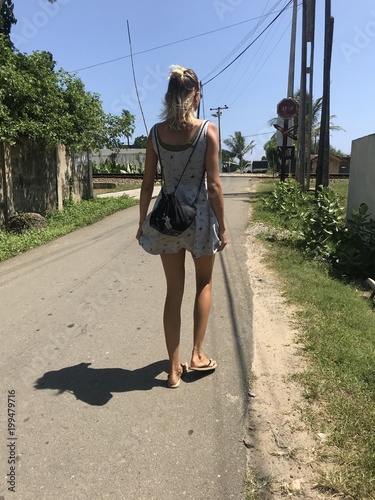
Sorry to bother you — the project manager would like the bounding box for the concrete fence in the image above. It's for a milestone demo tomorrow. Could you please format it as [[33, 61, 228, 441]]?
[[0, 138, 92, 228], [347, 133, 375, 221]]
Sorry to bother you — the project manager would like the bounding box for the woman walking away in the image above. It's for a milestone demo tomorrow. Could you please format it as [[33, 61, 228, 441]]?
[[136, 65, 227, 389]]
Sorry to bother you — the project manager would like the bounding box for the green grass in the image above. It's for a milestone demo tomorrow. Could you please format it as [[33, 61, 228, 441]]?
[[0, 195, 138, 262], [245, 471, 273, 499], [250, 179, 375, 499], [330, 179, 349, 209]]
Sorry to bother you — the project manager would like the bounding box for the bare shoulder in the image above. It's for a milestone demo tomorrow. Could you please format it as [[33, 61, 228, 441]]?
[[206, 121, 219, 141]]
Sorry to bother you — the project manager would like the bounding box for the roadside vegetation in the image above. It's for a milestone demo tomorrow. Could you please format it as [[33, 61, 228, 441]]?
[[248, 178, 375, 499], [93, 179, 143, 195], [0, 196, 138, 262]]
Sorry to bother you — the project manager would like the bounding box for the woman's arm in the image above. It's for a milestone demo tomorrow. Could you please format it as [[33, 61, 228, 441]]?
[[136, 129, 158, 242], [205, 122, 227, 251]]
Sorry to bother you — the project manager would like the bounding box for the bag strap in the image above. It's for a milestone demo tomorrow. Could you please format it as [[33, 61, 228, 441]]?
[[154, 121, 208, 201]]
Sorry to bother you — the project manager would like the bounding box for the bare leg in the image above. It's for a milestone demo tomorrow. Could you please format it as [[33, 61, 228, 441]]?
[[160, 249, 186, 386], [190, 254, 217, 369]]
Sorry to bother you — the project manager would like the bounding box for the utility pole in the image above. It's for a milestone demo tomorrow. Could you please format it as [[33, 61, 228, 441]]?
[[286, 0, 298, 176], [287, 0, 298, 98], [305, 0, 316, 190], [210, 105, 228, 173], [297, 0, 307, 187], [297, 0, 315, 190], [316, 0, 334, 190]]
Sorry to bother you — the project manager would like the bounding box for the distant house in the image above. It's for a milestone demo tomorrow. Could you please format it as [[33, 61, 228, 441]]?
[[310, 154, 350, 174]]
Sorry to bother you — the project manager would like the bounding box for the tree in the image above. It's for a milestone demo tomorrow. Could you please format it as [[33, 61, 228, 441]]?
[[0, 35, 109, 150], [57, 70, 108, 150], [0, 0, 56, 45], [0, 0, 16, 43], [121, 110, 135, 146], [0, 38, 66, 144], [311, 115, 345, 154], [102, 109, 135, 151], [328, 145, 348, 157], [133, 135, 147, 148], [221, 148, 236, 164], [263, 136, 278, 170], [223, 132, 255, 170]]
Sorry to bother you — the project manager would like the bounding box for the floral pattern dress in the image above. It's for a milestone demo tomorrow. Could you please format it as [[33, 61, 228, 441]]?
[[140, 120, 220, 258]]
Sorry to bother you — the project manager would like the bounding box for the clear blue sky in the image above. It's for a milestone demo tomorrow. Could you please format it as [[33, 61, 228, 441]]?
[[11, 0, 375, 159]]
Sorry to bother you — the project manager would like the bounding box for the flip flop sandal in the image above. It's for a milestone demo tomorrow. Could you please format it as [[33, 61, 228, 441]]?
[[189, 359, 217, 372], [167, 362, 188, 388]]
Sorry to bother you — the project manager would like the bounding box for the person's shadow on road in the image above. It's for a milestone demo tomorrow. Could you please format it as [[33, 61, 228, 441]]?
[[34, 361, 169, 406]]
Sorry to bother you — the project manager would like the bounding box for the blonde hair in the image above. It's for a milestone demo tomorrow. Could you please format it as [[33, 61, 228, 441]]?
[[160, 65, 200, 130]]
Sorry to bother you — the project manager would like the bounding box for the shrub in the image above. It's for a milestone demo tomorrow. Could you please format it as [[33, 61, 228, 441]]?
[[334, 203, 375, 278], [299, 186, 345, 260], [262, 181, 375, 279]]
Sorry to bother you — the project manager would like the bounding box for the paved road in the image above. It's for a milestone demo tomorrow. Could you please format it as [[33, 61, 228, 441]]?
[[0, 175, 254, 500]]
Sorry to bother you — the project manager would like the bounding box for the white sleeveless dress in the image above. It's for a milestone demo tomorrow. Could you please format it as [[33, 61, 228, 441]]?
[[139, 120, 220, 258]]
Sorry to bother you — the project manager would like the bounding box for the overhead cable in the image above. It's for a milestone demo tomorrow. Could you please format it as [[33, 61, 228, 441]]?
[[69, 7, 293, 74], [202, 0, 294, 86]]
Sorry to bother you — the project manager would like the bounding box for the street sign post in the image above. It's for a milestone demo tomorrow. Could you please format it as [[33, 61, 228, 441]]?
[[276, 98, 299, 181], [277, 146, 295, 160], [277, 97, 299, 120]]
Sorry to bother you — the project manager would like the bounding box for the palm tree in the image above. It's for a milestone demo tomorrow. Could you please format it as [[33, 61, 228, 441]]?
[[311, 114, 345, 154], [223, 132, 255, 170]]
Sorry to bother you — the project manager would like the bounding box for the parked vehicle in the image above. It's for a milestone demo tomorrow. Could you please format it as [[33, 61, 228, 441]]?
[[243, 160, 268, 173]]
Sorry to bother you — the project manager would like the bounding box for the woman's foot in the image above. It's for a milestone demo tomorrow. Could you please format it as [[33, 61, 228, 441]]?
[[189, 348, 217, 371], [167, 362, 188, 388]]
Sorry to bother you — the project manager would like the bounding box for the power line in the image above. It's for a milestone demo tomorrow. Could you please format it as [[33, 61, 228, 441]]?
[[202, 0, 294, 86], [217, 5, 286, 105], [202, 0, 284, 82], [228, 18, 292, 107], [244, 132, 275, 138], [69, 7, 294, 74]]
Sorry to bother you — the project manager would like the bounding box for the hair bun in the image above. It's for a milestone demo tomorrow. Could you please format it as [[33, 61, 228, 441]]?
[[169, 65, 186, 79]]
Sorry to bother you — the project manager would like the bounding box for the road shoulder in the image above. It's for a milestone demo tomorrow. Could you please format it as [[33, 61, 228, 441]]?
[[244, 178, 328, 498]]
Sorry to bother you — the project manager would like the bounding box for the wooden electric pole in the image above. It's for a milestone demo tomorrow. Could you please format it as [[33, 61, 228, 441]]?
[[297, 0, 308, 187], [210, 105, 228, 173], [305, 0, 316, 190], [297, 0, 316, 190], [287, 0, 298, 98], [316, 0, 334, 189], [286, 0, 298, 176]]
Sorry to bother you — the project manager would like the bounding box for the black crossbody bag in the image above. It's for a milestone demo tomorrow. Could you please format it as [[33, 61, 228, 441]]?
[[150, 121, 207, 236]]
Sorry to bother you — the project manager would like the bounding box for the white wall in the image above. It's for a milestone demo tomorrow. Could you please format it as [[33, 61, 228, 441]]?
[[347, 134, 375, 221]]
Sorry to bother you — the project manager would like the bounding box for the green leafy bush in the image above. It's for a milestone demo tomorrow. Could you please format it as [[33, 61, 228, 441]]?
[[262, 180, 311, 230], [262, 180, 375, 278], [335, 203, 375, 277], [92, 159, 122, 174], [299, 186, 345, 260]]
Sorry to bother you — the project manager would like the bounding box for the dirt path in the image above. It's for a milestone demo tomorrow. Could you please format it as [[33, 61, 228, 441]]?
[[244, 178, 329, 499]]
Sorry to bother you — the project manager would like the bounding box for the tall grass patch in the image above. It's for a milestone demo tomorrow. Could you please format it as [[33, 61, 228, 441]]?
[[0, 196, 138, 262]]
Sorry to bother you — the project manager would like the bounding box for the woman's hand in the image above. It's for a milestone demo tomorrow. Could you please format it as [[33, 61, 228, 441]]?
[[136, 223, 143, 243], [218, 229, 227, 251]]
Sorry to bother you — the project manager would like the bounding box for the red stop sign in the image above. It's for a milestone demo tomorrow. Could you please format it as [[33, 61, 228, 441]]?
[[277, 98, 298, 119]]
